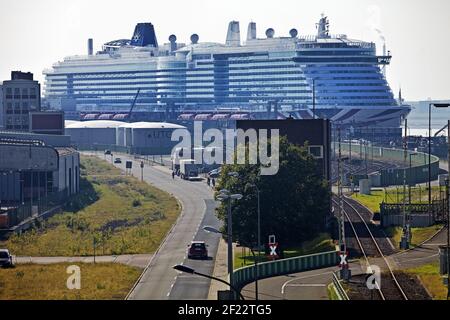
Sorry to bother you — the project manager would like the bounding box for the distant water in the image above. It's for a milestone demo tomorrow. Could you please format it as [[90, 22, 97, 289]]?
[[405, 101, 450, 136]]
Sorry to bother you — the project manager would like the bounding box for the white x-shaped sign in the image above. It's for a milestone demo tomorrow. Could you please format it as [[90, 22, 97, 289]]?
[[270, 245, 277, 256], [339, 252, 348, 267]]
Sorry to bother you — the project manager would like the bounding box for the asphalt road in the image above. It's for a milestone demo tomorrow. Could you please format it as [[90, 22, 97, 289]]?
[[90, 152, 221, 300]]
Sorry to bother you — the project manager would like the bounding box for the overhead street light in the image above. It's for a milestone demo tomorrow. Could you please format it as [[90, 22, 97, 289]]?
[[173, 264, 245, 300], [215, 173, 242, 298], [246, 182, 262, 301]]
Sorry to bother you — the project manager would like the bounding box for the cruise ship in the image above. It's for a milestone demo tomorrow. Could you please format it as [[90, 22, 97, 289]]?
[[43, 16, 410, 127]]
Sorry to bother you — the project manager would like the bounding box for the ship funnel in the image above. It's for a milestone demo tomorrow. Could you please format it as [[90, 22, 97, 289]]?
[[169, 34, 177, 52], [265, 28, 275, 38], [88, 38, 93, 55], [247, 22, 256, 41], [226, 21, 240, 46], [130, 23, 158, 48], [190, 34, 199, 44], [289, 28, 298, 38]]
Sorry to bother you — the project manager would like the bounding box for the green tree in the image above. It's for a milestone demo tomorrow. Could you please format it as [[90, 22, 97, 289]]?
[[215, 136, 330, 248]]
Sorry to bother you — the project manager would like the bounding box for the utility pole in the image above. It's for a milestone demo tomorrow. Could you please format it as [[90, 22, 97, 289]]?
[[312, 79, 316, 119], [400, 119, 409, 249], [447, 119, 450, 299], [337, 126, 345, 252]]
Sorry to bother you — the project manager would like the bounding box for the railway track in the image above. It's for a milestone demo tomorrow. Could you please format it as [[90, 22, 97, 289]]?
[[332, 196, 408, 300]]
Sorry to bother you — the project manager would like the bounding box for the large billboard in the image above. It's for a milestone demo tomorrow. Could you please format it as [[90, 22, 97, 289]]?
[[30, 112, 65, 135]]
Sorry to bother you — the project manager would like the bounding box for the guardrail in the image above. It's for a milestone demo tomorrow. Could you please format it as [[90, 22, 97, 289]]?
[[232, 250, 339, 293], [331, 272, 349, 300], [335, 143, 440, 186]]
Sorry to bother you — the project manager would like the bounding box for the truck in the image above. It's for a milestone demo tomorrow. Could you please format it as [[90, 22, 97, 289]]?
[[179, 159, 202, 181]]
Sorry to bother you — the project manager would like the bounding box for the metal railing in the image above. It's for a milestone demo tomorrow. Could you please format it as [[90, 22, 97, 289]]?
[[231, 250, 339, 293], [332, 272, 349, 300]]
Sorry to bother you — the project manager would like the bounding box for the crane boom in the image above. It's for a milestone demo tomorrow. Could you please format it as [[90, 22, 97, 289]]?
[[434, 123, 449, 137], [128, 89, 141, 122]]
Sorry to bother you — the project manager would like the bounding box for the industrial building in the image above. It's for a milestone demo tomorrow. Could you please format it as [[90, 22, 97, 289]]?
[[0, 131, 79, 232], [117, 122, 186, 155], [0, 71, 41, 131], [64, 120, 186, 155], [65, 120, 124, 148], [235, 119, 331, 181]]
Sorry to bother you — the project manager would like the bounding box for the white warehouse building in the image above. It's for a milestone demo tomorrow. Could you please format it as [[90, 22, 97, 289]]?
[[117, 122, 186, 155], [64, 120, 186, 155], [65, 120, 124, 148]]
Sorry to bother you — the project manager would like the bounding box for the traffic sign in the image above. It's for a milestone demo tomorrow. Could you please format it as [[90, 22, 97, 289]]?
[[140, 161, 144, 168], [339, 251, 349, 269], [268, 234, 276, 245], [268, 242, 279, 260]]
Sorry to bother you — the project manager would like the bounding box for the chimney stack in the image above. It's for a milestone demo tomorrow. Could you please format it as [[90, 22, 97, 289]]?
[[169, 34, 177, 53], [88, 38, 93, 56]]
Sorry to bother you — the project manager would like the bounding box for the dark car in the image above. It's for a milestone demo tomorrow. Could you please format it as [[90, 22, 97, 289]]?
[[0, 249, 14, 268], [114, 158, 122, 164], [187, 241, 208, 259], [104, 150, 112, 155]]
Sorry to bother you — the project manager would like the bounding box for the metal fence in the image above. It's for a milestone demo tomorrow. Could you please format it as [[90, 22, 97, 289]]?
[[232, 250, 339, 292], [337, 143, 440, 187], [1, 189, 68, 230], [331, 272, 349, 300]]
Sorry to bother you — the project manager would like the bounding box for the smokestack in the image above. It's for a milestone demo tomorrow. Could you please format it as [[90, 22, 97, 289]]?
[[88, 38, 93, 56], [246, 22, 256, 41], [226, 21, 240, 46], [169, 34, 177, 53]]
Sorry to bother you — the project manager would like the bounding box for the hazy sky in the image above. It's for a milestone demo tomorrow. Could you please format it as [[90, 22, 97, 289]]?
[[0, 0, 449, 101]]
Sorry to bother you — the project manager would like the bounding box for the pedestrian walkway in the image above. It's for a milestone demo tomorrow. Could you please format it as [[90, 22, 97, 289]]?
[[15, 254, 152, 269], [208, 239, 237, 300]]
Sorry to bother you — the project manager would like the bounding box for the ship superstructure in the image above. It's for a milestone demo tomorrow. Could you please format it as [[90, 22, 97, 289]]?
[[44, 16, 410, 127]]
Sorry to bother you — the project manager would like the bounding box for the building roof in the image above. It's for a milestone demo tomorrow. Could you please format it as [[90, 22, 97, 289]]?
[[66, 120, 124, 129], [64, 120, 80, 127], [55, 147, 78, 157], [118, 122, 186, 129]]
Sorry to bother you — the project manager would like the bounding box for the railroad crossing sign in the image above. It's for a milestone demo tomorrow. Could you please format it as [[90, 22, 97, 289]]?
[[268, 243, 279, 260], [339, 251, 349, 269], [268, 235, 278, 260]]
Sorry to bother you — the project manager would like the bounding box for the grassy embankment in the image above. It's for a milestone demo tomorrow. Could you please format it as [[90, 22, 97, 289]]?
[[405, 263, 448, 300], [0, 263, 141, 300], [234, 233, 335, 269], [0, 155, 180, 256], [350, 187, 443, 249]]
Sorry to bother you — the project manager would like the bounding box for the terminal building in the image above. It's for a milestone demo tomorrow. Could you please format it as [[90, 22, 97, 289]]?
[[65, 120, 187, 155], [0, 131, 79, 233]]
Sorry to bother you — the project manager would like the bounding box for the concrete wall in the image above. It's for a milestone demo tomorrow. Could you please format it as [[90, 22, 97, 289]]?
[[381, 213, 434, 228], [0, 131, 70, 147], [54, 152, 80, 195], [0, 172, 21, 202], [131, 128, 178, 155], [65, 128, 117, 146]]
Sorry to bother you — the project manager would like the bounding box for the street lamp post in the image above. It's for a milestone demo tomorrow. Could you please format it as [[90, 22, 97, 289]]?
[[409, 153, 418, 206], [173, 264, 245, 300], [216, 174, 242, 297], [246, 183, 261, 300]]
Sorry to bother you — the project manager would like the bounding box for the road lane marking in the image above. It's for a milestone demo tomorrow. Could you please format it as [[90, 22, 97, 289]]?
[[281, 271, 333, 295]]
